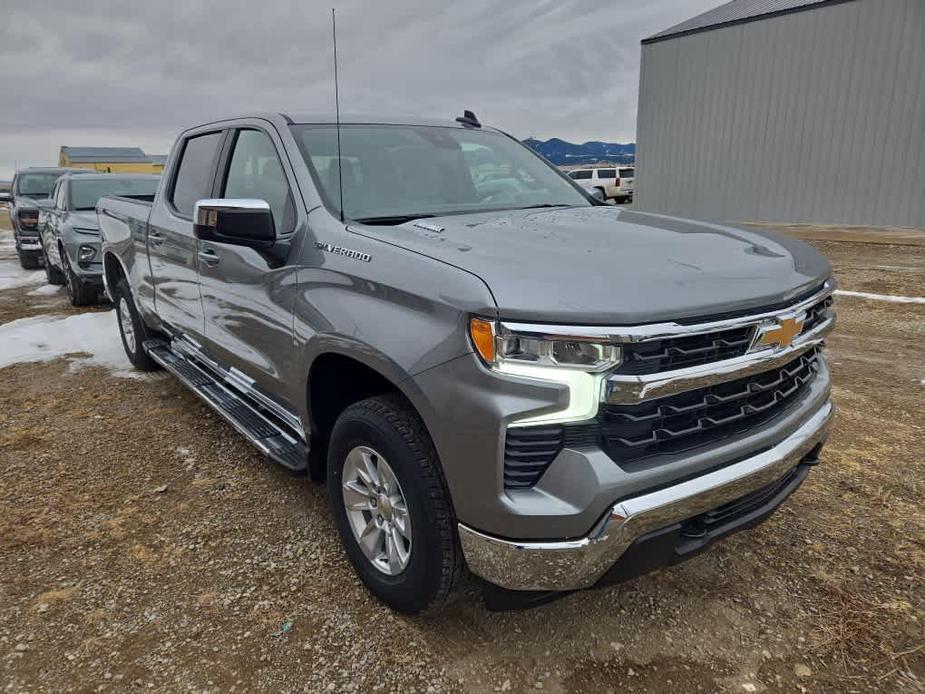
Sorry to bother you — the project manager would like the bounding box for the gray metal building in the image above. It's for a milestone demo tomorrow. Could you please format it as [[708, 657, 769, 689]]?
[[634, 0, 925, 228]]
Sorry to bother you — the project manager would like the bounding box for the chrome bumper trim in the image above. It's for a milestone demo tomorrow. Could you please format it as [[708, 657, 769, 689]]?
[[19, 239, 41, 250], [603, 318, 834, 404], [459, 400, 834, 592]]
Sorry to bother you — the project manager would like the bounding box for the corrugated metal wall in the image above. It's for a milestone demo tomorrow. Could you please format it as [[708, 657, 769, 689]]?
[[635, 0, 925, 228]]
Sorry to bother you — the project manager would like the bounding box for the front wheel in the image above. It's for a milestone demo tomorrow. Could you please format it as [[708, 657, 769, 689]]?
[[62, 253, 97, 306], [327, 394, 464, 614], [43, 247, 65, 285], [112, 278, 159, 371], [18, 248, 40, 270]]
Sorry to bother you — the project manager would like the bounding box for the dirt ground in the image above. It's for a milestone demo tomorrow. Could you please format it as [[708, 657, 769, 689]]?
[[0, 213, 922, 693]]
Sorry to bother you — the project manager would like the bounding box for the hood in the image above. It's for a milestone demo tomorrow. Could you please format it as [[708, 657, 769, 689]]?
[[13, 195, 41, 209], [69, 211, 100, 230], [352, 207, 831, 324]]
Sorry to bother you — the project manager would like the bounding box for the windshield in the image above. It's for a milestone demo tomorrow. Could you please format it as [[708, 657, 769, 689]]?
[[290, 124, 590, 222], [15, 173, 60, 198], [70, 177, 160, 210]]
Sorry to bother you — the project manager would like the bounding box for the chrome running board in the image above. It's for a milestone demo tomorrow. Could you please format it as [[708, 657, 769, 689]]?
[[144, 338, 308, 473]]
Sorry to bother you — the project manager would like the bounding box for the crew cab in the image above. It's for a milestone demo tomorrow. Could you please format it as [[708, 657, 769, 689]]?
[[98, 112, 835, 613], [41, 173, 160, 305], [9, 167, 90, 268]]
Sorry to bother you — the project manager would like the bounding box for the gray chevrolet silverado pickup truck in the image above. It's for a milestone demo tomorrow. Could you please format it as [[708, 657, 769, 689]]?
[[10, 167, 90, 268], [97, 112, 835, 613]]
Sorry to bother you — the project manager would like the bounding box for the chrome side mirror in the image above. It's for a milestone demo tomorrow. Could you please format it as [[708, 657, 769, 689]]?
[[193, 199, 275, 249]]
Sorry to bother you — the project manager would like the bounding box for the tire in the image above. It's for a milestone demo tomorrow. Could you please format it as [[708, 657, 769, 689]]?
[[327, 394, 464, 614], [61, 253, 98, 306], [596, 187, 607, 201], [43, 247, 65, 285], [18, 249, 39, 270], [112, 277, 159, 371]]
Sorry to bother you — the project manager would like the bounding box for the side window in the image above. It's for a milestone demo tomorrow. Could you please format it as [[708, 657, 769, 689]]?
[[171, 132, 224, 217], [222, 129, 294, 234], [56, 182, 68, 209]]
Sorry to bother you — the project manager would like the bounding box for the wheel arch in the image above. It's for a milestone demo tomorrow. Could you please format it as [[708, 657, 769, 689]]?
[[304, 346, 433, 483], [103, 250, 128, 297]]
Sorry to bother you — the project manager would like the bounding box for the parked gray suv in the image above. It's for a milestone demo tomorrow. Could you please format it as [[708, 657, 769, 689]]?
[[41, 173, 160, 305], [97, 113, 835, 613]]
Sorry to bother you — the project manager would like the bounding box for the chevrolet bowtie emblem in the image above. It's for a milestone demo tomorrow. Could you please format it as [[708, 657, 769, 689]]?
[[754, 315, 805, 350]]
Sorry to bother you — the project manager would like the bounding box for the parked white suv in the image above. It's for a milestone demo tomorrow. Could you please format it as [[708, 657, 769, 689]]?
[[567, 167, 634, 203]]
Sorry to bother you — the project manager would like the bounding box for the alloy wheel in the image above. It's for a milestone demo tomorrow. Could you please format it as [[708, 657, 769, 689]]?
[[341, 445, 412, 575], [118, 296, 136, 354]]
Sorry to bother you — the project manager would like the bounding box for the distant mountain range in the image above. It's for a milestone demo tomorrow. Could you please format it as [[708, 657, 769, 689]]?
[[523, 138, 635, 166]]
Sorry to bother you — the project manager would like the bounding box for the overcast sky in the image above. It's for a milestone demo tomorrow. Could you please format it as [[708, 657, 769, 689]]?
[[0, 0, 719, 179]]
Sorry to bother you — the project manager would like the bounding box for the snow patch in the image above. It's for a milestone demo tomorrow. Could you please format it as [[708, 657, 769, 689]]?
[[835, 290, 925, 304], [27, 284, 63, 297], [0, 260, 45, 291], [0, 311, 144, 378]]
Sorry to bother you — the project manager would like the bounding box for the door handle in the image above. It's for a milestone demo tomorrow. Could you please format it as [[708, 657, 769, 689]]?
[[198, 249, 221, 266], [148, 231, 164, 246]]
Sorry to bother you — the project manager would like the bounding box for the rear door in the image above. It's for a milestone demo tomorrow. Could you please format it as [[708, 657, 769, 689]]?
[[197, 125, 302, 405], [147, 130, 226, 340], [594, 168, 617, 197]]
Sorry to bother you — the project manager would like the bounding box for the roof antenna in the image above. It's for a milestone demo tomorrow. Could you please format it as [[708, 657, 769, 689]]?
[[456, 110, 481, 128], [332, 8, 345, 222]]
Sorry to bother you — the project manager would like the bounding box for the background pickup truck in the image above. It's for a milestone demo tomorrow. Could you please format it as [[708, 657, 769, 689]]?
[[98, 112, 835, 613], [9, 166, 90, 268]]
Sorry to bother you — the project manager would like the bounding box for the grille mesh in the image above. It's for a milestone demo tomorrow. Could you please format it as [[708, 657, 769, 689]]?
[[616, 326, 754, 375], [503, 348, 821, 489]]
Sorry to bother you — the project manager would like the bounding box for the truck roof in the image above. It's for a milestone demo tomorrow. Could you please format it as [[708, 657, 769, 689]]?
[[58, 172, 161, 182], [196, 112, 492, 131], [14, 166, 89, 175]]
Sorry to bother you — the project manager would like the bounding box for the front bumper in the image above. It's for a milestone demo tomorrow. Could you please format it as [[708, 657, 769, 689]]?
[[459, 399, 833, 592], [17, 236, 42, 252]]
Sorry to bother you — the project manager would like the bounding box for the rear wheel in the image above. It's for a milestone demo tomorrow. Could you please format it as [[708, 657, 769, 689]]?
[[113, 277, 159, 371], [62, 252, 97, 306], [327, 394, 464, 614]]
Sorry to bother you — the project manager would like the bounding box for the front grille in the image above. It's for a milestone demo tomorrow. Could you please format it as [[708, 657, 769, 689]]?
[[801, 296, 833, 334], [616, 326, 754, 376], [502, 348, 821, 489]]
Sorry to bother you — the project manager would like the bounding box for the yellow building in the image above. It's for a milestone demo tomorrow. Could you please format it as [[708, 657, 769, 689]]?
[[58, 146, 166, 174]]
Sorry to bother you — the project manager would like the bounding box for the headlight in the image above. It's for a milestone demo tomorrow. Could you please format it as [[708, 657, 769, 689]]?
[[78, 245, 97, 263], [469, 317, 622, 372], [469, 317, 622, 425]]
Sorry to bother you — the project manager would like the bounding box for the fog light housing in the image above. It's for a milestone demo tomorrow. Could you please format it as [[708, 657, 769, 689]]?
[[78, 245, 96, 264]]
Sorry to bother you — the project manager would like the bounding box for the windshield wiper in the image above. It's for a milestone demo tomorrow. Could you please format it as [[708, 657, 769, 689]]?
[[353, 214, 436, 226], [518, 204, 575, 210]]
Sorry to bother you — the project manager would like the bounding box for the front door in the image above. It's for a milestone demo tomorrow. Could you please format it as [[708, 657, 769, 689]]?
[[197, 126, 301, 406], [147, 130, 225, 341]]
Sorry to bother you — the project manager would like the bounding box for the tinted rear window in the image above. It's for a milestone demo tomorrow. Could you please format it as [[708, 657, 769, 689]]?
[[70, 177, 160, 210], [596, 169, 616, 178], [619, 168, 635, 178], [171, 132, 223, 216]]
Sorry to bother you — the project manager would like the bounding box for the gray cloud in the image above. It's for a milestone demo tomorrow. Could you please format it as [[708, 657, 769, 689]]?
[[0, 0, 718, 178]]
